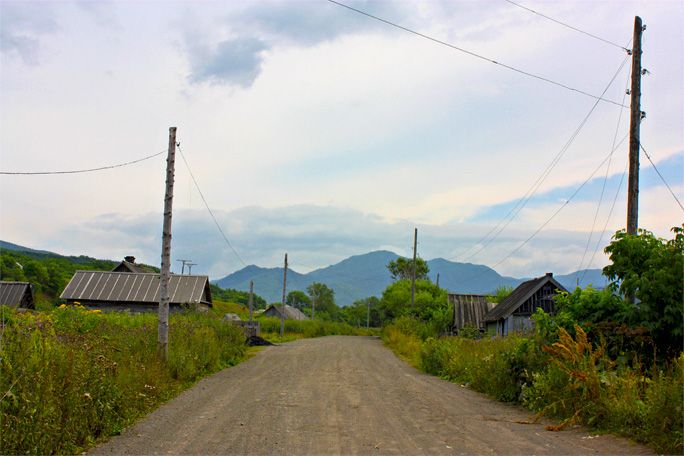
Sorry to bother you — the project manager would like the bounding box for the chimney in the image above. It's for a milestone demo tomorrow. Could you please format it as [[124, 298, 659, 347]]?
[[125, 256, 136, 263], [546, 272, 553, 277]]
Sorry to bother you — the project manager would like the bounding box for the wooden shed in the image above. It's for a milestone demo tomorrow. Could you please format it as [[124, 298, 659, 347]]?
[[449, 293, 496, 333], [0, 281, 35, 309], [263, 304, 309, 321], [482, 273, 567, 337], [60, 271, 212, 313]]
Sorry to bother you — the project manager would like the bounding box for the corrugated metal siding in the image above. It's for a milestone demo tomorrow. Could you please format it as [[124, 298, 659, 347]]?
[[60, 271, 211, 305], [0, 282, 33, 308]]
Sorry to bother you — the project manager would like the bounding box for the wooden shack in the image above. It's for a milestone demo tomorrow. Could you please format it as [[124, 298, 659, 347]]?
[[482, 273, 567, 336], [449, 293, 496, 334], [263, 304, 309, 321]]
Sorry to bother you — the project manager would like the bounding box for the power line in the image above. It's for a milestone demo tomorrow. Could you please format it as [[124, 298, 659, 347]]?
[[579, 162, 628, 284], [641, 144, 684, 212], [327, 0, 628, 108], [450, 54, 630, 264], [0, 150, 166, 175], [176, 144, 249, 268], [454, 135, 628, 285], [504, 0, 629, 51], [575, 73, 631, 277]]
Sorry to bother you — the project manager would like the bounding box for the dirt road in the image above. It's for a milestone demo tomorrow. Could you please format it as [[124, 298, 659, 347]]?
[[90, 336, 652, 455]]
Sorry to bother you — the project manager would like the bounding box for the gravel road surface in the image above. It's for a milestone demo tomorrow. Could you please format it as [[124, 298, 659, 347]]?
[[90, 335, 652, 455]]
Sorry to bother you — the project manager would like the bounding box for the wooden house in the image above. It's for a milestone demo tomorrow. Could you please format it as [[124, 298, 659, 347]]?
[[449, 293, 496, 333], [59, 271, 212, 313], [263, 304, 309, 321], [0, 281, 35, 309], [482, 273, 567, 336]]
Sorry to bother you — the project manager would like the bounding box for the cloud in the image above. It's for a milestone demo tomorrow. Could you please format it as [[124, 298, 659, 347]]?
[[188, 37, 268, 87], [0, 2, 59, 65]]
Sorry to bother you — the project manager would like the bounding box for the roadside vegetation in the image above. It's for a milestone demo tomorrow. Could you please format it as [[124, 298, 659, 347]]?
[[382, 226, 683, 455], [0, 305, 246, 455]]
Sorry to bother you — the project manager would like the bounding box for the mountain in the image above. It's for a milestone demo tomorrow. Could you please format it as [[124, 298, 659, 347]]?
[[212, 250, 606, 307], [0, 241, 56, 256]]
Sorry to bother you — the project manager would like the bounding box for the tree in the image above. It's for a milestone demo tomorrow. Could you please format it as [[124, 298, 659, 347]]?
[[379, 280, 449, 331], [286, 290, 311, 310], [386, 257, 430, 282], [306, 283, 338, 318], [603, 225, 683, 354], [345, 296, 381, 328]]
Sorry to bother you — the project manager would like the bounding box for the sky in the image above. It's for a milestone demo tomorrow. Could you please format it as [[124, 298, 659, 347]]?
[[1, 0, 682, 287]]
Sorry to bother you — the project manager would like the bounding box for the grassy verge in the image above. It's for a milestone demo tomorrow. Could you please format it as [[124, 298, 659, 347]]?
[[257, 317, 380, 342], [382, 319, 683, 455], [0, 305, 247, 455]]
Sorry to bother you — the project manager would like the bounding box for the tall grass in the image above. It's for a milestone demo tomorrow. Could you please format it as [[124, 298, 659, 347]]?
[[257, 317, 378, 342], [382, 320, 683, 454], [0, 305, 246, 455]]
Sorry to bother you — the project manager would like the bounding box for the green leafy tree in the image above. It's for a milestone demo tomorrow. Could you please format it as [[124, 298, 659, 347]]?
[[306, 283, 338, 318], [492, 285, 514, 303], [603, 225, 684, 354], [379, 280, 449, 332], [386, 257, 430, 282], [344, 296, 381, 328], [286, 290, 311, 309]]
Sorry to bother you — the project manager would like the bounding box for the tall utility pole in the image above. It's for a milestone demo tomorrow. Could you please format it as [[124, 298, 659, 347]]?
[[410, 228, 417, 308], [627, 16, 644, 236], [311, 281, 316, 320], [249, 281, 254, 322], [158, 126, 177, 362], [280, 253, 288, 338], [366, 298, 370, 335]]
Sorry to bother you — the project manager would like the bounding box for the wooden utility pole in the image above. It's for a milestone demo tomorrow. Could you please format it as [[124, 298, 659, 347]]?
[[311, 281, 316, 320], [436, 273, 440, 288], [280, 253, 288, 338], [627, 16, 644, 236], [410, 228, 417, 308], [249, 281, 254, 322], [158, 126, 176, 362], [366, 298, 370, 335]]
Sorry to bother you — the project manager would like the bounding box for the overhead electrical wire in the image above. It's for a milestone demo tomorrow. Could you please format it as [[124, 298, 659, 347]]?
[[575, 72, 631, 278], [454, 135, 629, 285], [504, 0, 629, 51], [451, 54, 630, 264], [327, 0, 628, 108], [0, 150, 166, 175], [640, 144, 684, 212], [176, 144, 250, 269]]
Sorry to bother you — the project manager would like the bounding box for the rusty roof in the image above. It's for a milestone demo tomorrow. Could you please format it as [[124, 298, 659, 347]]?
[[59, 271, 212, 306]]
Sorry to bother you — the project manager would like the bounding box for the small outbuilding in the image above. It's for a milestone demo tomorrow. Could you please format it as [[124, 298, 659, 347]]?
[[263, 304, 309, 321], [60, 271, 212, 313], [449, 293, 496, 334], [0, 281, 35, 309], [482, 273, 568, 337]]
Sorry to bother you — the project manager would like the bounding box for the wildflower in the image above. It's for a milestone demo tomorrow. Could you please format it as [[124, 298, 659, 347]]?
[[84, 393, 92, 400]]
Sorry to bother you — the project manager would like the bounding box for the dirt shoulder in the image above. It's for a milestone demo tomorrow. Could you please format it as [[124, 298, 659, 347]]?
[[90, 336, 652, 455]]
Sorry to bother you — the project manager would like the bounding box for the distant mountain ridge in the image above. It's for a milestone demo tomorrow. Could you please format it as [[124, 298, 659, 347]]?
[[2, 240, 606, 307], [213, 250, 607, 307]]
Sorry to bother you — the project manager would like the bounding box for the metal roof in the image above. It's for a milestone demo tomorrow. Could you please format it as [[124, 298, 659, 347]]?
[[482, 273, 567, 323], [111, 260, 155, 274], [60, 271, 212, 306], [0, 281, 34, 308], [265, 304, 309, 320]]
